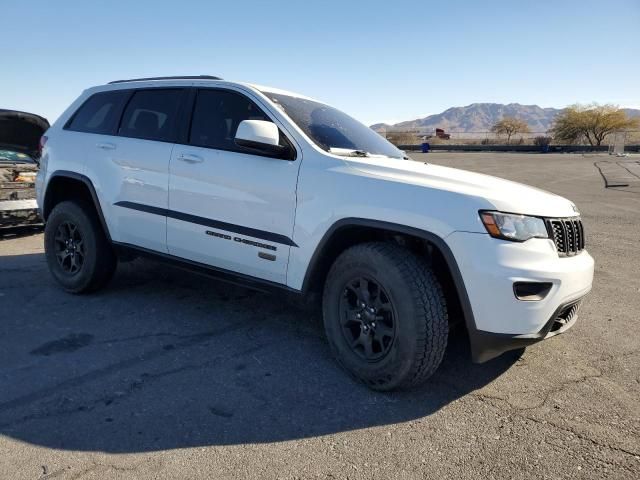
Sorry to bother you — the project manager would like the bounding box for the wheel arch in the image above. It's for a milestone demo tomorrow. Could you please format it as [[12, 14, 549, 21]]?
[[301, 218, 478, 335], [42, 170, 111, 242]]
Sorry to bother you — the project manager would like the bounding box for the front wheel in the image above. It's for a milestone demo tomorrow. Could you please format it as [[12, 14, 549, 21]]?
[[44, 200, 116, 293], [322, 242, 448, 391]]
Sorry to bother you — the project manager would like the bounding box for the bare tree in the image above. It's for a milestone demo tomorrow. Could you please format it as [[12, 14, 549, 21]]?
[[550, 104, 640, 146], [490, 117, 530, 144]]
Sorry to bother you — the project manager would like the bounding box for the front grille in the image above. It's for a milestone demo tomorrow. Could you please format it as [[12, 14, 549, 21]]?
[[546, 217, 585, 256]]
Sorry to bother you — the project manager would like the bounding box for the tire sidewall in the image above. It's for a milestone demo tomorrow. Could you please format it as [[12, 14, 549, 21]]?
[[44, 201, 101, 292], [323, 249, 423, 389]]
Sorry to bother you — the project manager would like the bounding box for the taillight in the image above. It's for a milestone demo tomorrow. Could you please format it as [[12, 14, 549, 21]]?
[[38, 135, 48, 157]]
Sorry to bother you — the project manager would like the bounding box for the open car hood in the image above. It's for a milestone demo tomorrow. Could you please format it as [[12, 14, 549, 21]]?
[[0, 109, 50, 159]]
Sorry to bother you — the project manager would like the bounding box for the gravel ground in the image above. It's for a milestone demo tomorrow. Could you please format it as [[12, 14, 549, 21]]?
[[0, 152, 638, 479]]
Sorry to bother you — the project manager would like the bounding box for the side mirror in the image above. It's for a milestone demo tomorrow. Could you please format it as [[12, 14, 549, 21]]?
[[235, 120, 291, 159]]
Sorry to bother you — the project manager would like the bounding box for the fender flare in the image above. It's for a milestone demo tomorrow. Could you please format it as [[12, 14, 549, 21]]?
[[43, 170, 111, 242], [300, 217, 479, 341]]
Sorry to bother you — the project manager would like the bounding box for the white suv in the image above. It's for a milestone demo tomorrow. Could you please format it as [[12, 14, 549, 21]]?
[[36, 76, 594, 390]]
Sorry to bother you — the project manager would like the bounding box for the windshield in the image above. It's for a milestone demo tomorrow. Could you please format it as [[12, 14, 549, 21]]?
[[263, 92, 404, 159], [0, 149, 36, 164]]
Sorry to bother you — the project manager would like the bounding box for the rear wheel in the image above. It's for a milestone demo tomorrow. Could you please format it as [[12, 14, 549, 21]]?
[[44, 200, 116, 293], [322, 242, 448, 391]]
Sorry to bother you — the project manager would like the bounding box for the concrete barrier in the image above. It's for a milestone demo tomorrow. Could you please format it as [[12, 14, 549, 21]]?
[[399, 144, 640, 153]]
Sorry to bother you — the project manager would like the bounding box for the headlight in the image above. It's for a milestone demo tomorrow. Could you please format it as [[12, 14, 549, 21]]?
[[480, 211, 549, 242]]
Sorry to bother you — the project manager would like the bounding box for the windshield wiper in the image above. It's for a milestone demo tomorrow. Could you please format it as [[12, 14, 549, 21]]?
[[329, 147, 409, 160], [328, 147, 370, 157]]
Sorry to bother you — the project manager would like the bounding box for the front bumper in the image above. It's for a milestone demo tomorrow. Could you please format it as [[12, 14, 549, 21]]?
[[0, 198, 41, 227], [469, 297, 584, 362], [446, 231, 594, 362]]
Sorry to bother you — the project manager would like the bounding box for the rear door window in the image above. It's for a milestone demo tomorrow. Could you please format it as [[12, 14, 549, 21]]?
[[66, 90, 129, 134], [118, 89, 183, 142]]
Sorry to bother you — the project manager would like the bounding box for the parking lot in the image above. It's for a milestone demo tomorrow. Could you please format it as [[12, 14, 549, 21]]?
[[0, 152, 638, 479]]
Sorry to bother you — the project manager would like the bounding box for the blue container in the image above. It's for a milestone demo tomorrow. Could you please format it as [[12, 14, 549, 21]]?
[[421, 142, 430, 153]]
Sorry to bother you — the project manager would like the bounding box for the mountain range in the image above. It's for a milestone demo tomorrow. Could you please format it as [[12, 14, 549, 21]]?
[[370, 103, 640, 134]]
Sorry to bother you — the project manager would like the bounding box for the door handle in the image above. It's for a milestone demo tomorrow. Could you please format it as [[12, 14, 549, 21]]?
[[178, 153, 204, 164], [96, 142, 116, 150]]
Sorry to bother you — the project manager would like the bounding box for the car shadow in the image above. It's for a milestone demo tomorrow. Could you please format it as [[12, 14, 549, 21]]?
[[0, 253, 521, 452]]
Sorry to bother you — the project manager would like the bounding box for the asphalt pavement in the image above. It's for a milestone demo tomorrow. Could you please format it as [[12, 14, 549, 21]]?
[[0, 152, 638, 479]]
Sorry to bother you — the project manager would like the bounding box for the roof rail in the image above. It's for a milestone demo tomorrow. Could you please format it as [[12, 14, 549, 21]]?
[[108, 75, 222, 84]]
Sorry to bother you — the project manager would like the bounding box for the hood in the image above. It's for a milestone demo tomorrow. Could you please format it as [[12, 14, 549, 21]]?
[[0, 109, 50, 159], [344, 156, 578, 218]]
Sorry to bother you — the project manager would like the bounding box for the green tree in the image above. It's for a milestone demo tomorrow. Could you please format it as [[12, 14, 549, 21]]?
[[490, 117, 530, 144], [550, 104, 640, 146]]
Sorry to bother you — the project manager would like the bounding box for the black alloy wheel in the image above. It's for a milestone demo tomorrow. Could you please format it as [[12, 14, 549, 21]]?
[[53, 221, 85, 275], [339, 276, 397, 362]]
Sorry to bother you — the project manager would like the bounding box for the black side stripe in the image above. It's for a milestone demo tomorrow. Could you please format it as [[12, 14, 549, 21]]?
[[114, 201, 298, 247]]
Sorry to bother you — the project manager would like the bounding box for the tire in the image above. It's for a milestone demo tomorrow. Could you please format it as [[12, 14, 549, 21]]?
[[44, 200, 116, 293], [322, 242, 448, 391]]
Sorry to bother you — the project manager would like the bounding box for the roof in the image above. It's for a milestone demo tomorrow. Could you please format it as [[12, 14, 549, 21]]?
[[246, 83, 319, 102], [108, 75, 222, 84], [95, 77, 325, 107]]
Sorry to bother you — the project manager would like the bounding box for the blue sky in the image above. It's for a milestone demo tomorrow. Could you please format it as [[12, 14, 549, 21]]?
[[2, 0, 639, 126]]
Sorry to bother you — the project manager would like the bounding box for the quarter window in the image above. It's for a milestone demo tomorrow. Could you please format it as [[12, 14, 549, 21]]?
[[118, 89, 183, 142], [189, 90, 271, 151], [66, 91, 129, 134]]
